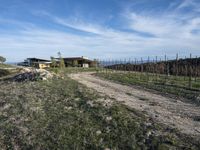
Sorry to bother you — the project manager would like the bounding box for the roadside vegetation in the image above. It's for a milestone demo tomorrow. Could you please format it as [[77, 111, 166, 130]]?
[[96, 71, 200, 105], [0, 67, 200, 149], [0, 64, 22, 80], [0, 63, 15, 69]]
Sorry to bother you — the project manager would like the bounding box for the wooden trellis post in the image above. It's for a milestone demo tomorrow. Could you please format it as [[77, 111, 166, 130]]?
[[189, 53, 192, 88]]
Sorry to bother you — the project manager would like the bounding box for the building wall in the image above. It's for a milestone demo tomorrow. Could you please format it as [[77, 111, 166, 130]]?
[[63, 58, 97, 68], [82, 63, 89, 68], [33, 63, 51, 69], [39, 64, 51, 69]]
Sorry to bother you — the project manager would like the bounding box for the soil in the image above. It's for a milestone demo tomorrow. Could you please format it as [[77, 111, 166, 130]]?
[[69, 72, 200, 136]]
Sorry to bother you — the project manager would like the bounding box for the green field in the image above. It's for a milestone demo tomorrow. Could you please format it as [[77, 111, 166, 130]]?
[[96, 71, 200, 105]]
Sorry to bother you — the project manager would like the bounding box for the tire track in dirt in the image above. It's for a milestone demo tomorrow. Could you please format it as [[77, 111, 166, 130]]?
[[69, 72, 200, 136]]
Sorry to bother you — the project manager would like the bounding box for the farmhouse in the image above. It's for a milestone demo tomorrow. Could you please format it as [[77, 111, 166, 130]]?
[[18, 56, 97, 69], [62, 57, 97, 68], [18, 58, 52, 69]]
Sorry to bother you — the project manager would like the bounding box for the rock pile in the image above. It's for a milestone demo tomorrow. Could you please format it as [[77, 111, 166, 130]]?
[[12, 68, 54, 82]]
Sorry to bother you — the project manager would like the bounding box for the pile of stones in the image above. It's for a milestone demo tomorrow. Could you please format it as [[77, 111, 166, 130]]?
[[12, 68, 54, 82]]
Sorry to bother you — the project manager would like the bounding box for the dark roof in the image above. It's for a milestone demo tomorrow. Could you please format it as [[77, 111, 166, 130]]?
[[33, 61, 52, 64], [55, 57, 93, 62], [57, 57, 93, 62], [27, 58, 50, 62]]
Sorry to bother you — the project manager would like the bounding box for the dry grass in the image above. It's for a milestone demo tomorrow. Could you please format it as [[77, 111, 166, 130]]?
[[0, 69, 199, 149]]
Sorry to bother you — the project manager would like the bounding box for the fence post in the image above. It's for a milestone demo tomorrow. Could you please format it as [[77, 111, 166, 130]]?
[[195, 56, 197, 82], [113, 59, 115, 73], [124, 58, 126, 73], [103, 59, 105, 73], [141, 57, 143, 81], [135, 58, 137, 77], [184, 56, 187, 81], [116, 59, 118, 73], [155, 56, 158, 82], [131, 59, 134, 73], [147, 56, 150, 82], [176, 53, 179, 76], [96, 59, 99, 73], [165, 55, 167, 84], [189, 53, 192, 88], [128, 58, 131, 74], [152, 59, 155, 80]]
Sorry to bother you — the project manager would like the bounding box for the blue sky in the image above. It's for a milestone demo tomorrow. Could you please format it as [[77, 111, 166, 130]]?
[[0, 0, 200, 62]]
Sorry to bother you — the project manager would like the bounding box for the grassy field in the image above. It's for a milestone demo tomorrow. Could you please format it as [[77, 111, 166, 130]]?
[[96, 71, 200, 105], [0, 63, 16, 69], [0, 68, 200, 149]]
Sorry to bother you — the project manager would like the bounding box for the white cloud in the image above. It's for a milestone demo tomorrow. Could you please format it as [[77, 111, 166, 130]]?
[[176, 0, 200, 10], [1, 22, 199, 62], [1, 0, 200, 62], [54, 17, 104, 35], [123, 0, 200, 53], [126, 12, 200, 39]]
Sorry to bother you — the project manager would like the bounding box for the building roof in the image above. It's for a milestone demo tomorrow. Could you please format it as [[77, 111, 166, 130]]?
[[33, 61, 52, 64], [61, 57, 93, 62], [27, 58, 50, 62]]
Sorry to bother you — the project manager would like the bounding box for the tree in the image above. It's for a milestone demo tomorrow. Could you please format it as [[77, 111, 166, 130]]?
[[57, 52, 61, 59], [57, 52, 65, 68], [0, 56, 6, 63], [60, 58, 66, 68], [50, 56, 57, 68]]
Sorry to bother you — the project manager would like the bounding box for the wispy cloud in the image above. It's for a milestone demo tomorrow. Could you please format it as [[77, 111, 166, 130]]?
[[126, 1, 200, 37], [54, 17, 104, 35], [0, 0, 200, 62], [32, 11, 114, 36], [127, 12, 200, 38], [176, 0, 200, 11]]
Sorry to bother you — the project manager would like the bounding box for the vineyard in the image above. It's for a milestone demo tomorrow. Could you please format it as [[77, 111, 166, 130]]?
[[104, 57, 200, 77], [96, 55, 200, 104]]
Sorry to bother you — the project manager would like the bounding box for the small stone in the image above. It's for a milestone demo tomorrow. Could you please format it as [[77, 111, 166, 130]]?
[[96, 130, 102, 135], [64, 106, 72, 110], [146, 131, 152, 137], [87, 101, 94, 107], [106, 116, 112, 121]]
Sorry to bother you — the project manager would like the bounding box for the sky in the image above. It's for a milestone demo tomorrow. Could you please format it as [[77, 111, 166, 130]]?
[[0, 0, 200, 62]]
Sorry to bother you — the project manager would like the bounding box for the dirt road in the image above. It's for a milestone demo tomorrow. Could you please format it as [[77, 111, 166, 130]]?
[[69, 72, 200, 136]]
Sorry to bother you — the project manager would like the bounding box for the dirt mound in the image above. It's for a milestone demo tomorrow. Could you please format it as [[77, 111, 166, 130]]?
[[12, 68, 54, 82]]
